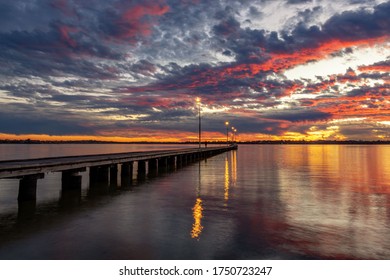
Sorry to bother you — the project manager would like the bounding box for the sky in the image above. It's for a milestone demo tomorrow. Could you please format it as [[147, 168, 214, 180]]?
[[0, 0, 389, 142]]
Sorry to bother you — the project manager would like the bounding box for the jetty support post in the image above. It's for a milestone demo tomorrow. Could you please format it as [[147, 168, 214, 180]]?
[[137, 160, 146, 180], [61, 167, 86, 190], [109, 164, 118, 187], [60, 168, 86, 208], [148, 159, 158, 177], [158, 157, 168, 173], [167, 156, 176, 171], [17, 173, 41, 220], [89, 165, 110, 187], [120, 162, 133, 187], [18, 173, 44, 201], [176, 155, 183, 168]]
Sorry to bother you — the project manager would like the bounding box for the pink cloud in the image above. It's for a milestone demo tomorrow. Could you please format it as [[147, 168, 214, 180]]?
[[115, 3, 169, 41], [58, 25, 78, 48]]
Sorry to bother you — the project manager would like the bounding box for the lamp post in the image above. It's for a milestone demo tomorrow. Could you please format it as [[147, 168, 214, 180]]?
[[231, 127, 235, 142], [225, 121, 229, 146], [196, 97, 201, 149]]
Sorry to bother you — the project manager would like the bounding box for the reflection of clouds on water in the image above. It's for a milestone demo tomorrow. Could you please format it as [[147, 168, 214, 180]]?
[[277, 145, 390, 259]]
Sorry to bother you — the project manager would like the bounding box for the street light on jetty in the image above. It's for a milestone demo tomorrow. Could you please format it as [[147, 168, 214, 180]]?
[[231, 127, 235, 142], [234, 128, 237, 143], [196, 97, 201, 149], [225, 121, 229, 146]]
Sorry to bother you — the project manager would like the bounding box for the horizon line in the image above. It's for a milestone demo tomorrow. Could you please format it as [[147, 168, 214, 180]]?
[[1, 139, 389, 145]]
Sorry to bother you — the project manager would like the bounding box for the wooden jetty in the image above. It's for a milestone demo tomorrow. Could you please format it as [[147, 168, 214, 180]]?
[[0, 145, 237, 201]]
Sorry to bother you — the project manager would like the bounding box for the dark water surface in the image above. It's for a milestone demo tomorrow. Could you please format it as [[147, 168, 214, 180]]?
[[0, 144, 389, 259]]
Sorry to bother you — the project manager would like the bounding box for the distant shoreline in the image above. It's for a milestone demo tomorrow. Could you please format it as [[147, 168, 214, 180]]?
[[0, 139, 389, 145]]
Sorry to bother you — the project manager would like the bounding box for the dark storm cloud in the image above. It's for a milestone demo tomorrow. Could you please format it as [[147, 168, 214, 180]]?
[[96, 1, 169, 43], [121, 62, 272, 107], [287, 0, 313, 4], [296, 6, 323, 24], [147, 111, 291, 136], [49, 93, 92, 103], [359, 59, 390, 72], [321, 1, 390, 41], [338, 125, 385, 140], [2, 22, 121, 59], [248, 6, 263, 17], [48, 77, 108, 91], [212, 1, 390, 60], [128, 0, 223, 65], [0, 0, 168, 82], [329, 47, 354, 58], [211, 17, 268, 63], [347, 86, 390, 98], [1, 82, 57, 99], [0, 49, 119, 80], [213, 17, 241, 37], [127, 60, 159, 79], [0, 26, 122, 81], [0, 110, 94, 135], [348, 0, 377, 5], [359, 71, 390, 81], [264, 109, 332, 122], [0, 0, 64, 32], [221, 117, 289, 135]]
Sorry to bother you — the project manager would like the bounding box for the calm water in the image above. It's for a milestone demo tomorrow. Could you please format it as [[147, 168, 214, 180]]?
[[0, 144, 389, 259]]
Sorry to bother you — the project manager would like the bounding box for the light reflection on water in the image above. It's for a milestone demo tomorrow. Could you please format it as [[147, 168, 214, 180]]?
[[0, 144, 389, 259], [191, 197, 203, 240]]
